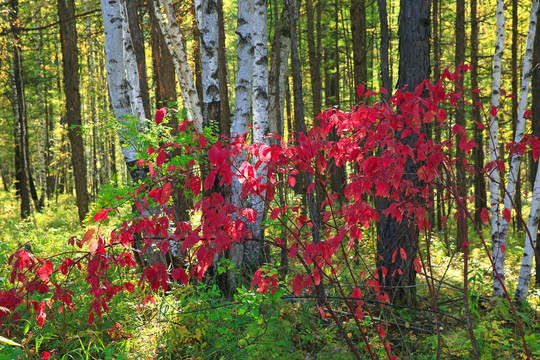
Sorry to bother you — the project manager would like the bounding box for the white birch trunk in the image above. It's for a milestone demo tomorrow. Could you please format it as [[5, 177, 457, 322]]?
[[490, 0, 506, 298], [194, 0, 220, 127], [513, 0, 540, 302], [153, 0, 203, 132], [247, 0, 269, 266], [100, 0, 139, 165], [229, 0, 254, 285], [120, 0, 146, 120]]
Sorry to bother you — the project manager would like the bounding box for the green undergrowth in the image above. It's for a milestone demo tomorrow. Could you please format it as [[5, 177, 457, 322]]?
[[1, 189, 539, 359]]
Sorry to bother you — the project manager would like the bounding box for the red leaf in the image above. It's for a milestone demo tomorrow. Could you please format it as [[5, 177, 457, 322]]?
[[88, 312, 95, 326], [190, 176, 201, 197], [356, 84, 364, 98], [204, 169, 217, 191], [83, 229, 96, 244], [503, 208, 511, 223], [270, 208, 281, 220], [171, 267, 188, 285], [124, 282, 135, 293], [473, 88, 480, 93], [366, 279, 380, 294], [524, 109, 532, 119], [481, 208, 489, 225], [501, 244, 506, 253], [414, 258, 422, 274], [288, 177, 296, 187], [400, 248, 407, 261], [156, 151, 166, 168], [198, 135, 206, 149], [89, 240, 98, 255], [436, 108, 446, 124], [160, 182, 172, 206], [93, 208, 109, 222], [41, 351, 51, 360], [208, 142, 227, 164], [183, 233, 200, 252], [155, 108, 166, 125], [491, 106, 498, 117]]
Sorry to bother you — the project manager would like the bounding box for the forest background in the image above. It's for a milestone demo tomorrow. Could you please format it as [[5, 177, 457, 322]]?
[[0, 0, 540, 359]]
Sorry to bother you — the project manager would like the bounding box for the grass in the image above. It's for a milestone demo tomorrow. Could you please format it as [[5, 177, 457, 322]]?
[[0, 189, 539, 359]]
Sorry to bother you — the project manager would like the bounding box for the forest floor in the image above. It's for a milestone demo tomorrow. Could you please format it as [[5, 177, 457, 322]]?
[[0, 190, 539, 359]]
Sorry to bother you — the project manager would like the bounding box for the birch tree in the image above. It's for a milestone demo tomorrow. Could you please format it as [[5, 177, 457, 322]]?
[[513, 0, 540, 303], [229, 0, 254, 286], [491, 0, 539, 299], [247, 0, 270, 268], [489, 0, 506, 299], [153, 0, 203, 132], [194, 0, 220, 129]]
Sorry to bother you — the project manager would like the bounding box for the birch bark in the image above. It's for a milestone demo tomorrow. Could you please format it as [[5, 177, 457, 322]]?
[[490, 0, 506, 298], [247, 0, 269, 268], [229, 0, 254, 286], [194, 0, 220, 129], [513, 0, 540, 303], [153, 0, 203, 132]]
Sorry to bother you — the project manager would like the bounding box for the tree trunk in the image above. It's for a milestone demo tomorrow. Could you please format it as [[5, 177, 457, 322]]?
[[10, 0, 32, 219], [149, 0, 177, 109], [511, 0, 523, 232], [455, 0, 467, 253], [532, 6, 540, 287], [471, 0, 487, 231], [489, 0, 506, 299], [306, 0, 322, 115], [194, 0, 221, 130], [217, 0, 231, 136], [377, 0, 391, 100], [351, 0, 367, 101], [126, 0, 151, 119], [493, 0, 539, 298], [153, 0, 203, 132], [513, 0, 540, 303], [58, 0, 89, 223], [229, 0, 254, 289], [268, 2, 291, 140], [377, 0, 430, 305]]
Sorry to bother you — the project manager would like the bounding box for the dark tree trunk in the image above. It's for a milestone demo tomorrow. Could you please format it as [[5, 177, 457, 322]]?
[[351, 0, 367, 101], [377, 0, 391, 100], [126, 0, 151, 119], [532, 8, 540, 286], [217, 0, 231, 136], [455, 0, 467, 252], [150, 0, 177, 109], [377, 0, 431, 305], [433, 0, 443, 232], [306, 0, 322, 116], [58, 0, 89, 222], [511, 0, 523, 231], [10, 0, 31, 219], [471, 0, 487, 230]]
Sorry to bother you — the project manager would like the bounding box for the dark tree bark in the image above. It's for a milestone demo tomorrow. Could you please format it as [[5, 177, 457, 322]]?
[[217, 0, 231, 136], [455, 0, 467, 252], [126, 0, 151, 119], [11, 0, 32, 219], [377, 0, 430, 305], [351, 0, 367, 102], [377, 0, 391, 100], [58, 0, 89, 222], [532, 7, 540, 286], [471, 0, 487, 230], [433, 0, 443, 232], [511, 0, 523, 231], [150, 0, 177, 108], [306, 0, 322, 116]]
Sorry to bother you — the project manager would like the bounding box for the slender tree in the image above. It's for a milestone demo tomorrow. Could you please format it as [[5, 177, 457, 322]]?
[[376, 0, 431, 305], [351, 0, 367, 100], [57, 0, 89, 222]]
